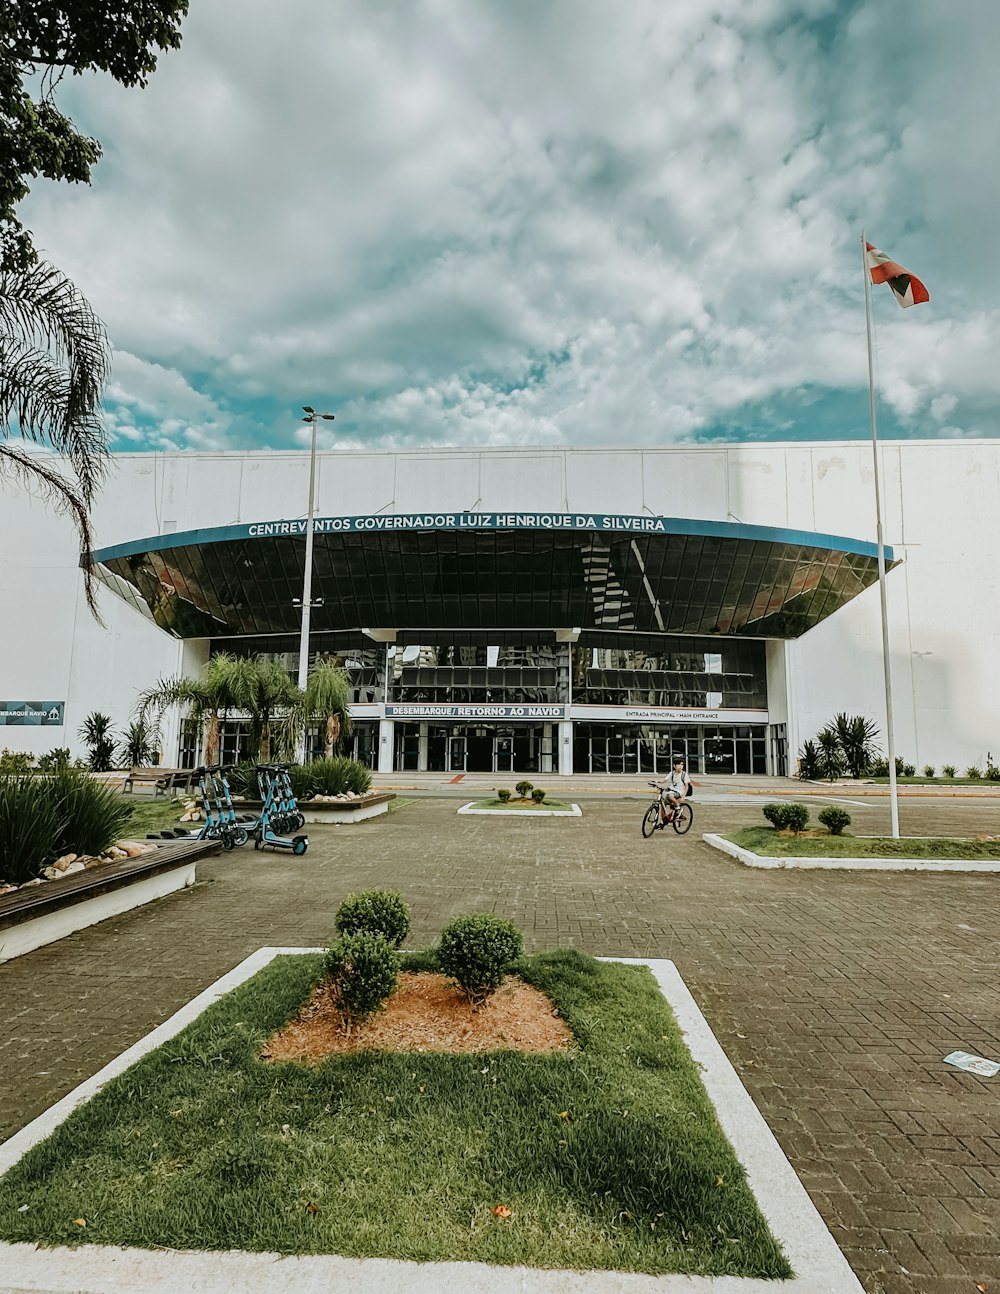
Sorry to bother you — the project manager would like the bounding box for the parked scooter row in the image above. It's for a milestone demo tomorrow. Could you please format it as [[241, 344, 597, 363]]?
[[147, 763, 308, 855]]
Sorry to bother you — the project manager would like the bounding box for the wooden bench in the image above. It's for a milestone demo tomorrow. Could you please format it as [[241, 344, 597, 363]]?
[[122, 767, 196, 797]]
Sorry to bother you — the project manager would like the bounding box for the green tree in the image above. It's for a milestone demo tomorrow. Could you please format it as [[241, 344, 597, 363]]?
[[301, 658, 353, 758], [136, 651, 245, 768], [231, 655, 302, 763], [1, 261, 111, 614], [1, 0, 190, 271]]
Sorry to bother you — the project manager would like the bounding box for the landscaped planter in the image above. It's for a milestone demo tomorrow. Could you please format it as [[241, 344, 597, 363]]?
[[458, 801, 582, 817], [0, 841, 218, 964], [704, 832, 1000, 872], [0, 947, 863, 1293], [231, 791, 394, 825]]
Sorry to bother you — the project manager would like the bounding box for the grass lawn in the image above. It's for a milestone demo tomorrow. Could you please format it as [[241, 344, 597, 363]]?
[[472, 798, 576, 811], [0, 950, 790, 1279], [729, 826, 1000, 859], [118, 797, 190, 838]]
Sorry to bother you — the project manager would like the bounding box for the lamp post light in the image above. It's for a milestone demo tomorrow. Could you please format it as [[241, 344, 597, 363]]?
[[297, 407, 335, 704]]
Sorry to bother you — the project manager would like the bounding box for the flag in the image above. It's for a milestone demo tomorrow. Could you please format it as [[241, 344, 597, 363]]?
[[865, 242, 929, 308]]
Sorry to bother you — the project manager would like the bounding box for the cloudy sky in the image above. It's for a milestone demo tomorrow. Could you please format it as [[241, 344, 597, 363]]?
[[21, 0, 1000, 454]]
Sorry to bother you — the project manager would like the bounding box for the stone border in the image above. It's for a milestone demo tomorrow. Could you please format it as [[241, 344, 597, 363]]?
[[0, 950, 862, 1294], [704, 832, 1000, 872], [232, 793, 394, 825], [457, 802, 583, 817]]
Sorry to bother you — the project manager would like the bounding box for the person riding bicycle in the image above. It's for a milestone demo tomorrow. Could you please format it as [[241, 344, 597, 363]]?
[[657, 757, 691, 824]]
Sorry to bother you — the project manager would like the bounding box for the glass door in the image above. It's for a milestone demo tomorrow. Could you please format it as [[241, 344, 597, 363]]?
[[496, 731, 514, 773], [448, 735, 467, 772]]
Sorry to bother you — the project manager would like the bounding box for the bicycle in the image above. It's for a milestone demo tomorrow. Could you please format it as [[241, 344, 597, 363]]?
[[641, 781, 693, 837]]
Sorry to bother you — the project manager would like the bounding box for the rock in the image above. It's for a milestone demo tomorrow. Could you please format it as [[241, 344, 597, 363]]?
[[19, 878, 44, 887], [63, 860, 87, 874], [83, 856, 107, 869], [116, 841, 154, 859], [0, 883, 17, 896], [53, 853, 78, 868]]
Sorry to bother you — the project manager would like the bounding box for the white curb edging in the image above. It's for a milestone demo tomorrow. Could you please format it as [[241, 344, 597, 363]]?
[[0, 949, 862, 1294], [458, 802, 582, 816], [704, 832, 1000, 872]]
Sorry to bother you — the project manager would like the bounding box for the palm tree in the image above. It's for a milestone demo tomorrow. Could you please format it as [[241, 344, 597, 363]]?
[[304, 659, 353, 758], [230, 655, 302, 763], [135, 652, 244, 767], [1, 262, 112, 617], [78, 711, 116, 771], [832, 713, 882, 780]]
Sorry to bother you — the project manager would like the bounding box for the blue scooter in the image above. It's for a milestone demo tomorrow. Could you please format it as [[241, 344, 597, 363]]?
[[253, 764, 308, 854]]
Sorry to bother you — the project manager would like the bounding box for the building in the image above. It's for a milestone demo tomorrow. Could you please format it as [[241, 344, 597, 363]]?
[[2, 441, 997, 776]]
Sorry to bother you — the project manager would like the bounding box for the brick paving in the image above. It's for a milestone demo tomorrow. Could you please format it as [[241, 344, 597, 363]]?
[[1, 792, 998, 1293]]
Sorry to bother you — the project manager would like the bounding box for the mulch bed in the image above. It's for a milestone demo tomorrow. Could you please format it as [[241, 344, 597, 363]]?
[[262, 972, 574, 1062]]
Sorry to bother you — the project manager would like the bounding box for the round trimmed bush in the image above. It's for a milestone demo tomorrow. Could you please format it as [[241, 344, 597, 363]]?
[[335, 889, 410, 948], [783, 803, 810, 833], [515, 780, 533, 800], [530, 787, 546, 804], [818, 806, 851, 836], [497, 788, 512, 803], [762, 803, 789, 829], [438, 913, 524, 1005], [324, 931, 399, 1025]]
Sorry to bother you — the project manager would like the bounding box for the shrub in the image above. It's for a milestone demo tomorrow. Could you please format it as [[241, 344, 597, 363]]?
[[870, 757, 889, 777], [36, 747, 72, 773], [0, 748, 34, 775], [497, 788, 512, 803], [922, 765, 935, 778], [0, 769, 129, 884], [304, 756, 373, 798], [796, 739, 821, 780], [226, 761, 260, 800], [514, 780, 533, 800], [942, 764, 956, 778], [288, 762, 315, 801], [816, 726, 846, 780], [78, 711, 116, 772], [335, 889, 410, 948], [50, 770, 131, 857], [530, 787, 546, 803], [438, 913, 524, 1005], [987, 759, 1000, 782], [965, 766, 982, 780], [0, 775, 65, 883], [762, 803, 790, 829], [830, 713, 882, 779], [902, 762, 916, 778], [818, 806, 851, 836], [324, 932, 399, 1027], [783, 803, 810, 833]]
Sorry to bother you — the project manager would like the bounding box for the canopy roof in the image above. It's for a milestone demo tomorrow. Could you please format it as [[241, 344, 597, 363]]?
[[89, 511, 897, 641]]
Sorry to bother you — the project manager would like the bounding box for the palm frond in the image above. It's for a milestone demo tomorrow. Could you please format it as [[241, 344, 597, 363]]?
[[0, 262, 111, 503], [0, 442, 104, 620]]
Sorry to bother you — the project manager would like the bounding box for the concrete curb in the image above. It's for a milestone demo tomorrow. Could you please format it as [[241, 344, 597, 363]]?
[[0, 949, 862, 1294], [703, 833, 1000, 872]]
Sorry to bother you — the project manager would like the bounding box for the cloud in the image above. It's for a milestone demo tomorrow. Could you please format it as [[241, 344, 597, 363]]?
[[19, 0, 1000, 451]]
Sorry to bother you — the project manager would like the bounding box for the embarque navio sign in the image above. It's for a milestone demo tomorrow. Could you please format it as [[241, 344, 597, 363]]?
[[0, 701, 65, 727], [245, 513, 673, 537]]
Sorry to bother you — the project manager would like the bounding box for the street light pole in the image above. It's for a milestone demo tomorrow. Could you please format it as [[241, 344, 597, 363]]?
[[296, 407, 335, 756]]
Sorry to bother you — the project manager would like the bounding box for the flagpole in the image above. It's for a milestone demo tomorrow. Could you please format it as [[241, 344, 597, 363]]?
[[862, 229, 900, 838]]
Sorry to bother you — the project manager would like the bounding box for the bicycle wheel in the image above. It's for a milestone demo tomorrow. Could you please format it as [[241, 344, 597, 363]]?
[[641, 804, 660, 838], [672, 802, 693, 834]]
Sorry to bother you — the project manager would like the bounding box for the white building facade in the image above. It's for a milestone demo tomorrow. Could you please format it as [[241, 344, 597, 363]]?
[[1, 441, 996, 777]]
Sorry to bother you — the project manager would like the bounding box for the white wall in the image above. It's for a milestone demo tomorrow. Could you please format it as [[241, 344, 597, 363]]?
[[0, 476, 184, 763], [3, 440, 998, 772]]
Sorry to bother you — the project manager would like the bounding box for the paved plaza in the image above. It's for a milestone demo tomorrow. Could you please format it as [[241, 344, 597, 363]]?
[[2, 787, 999, 1294]]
